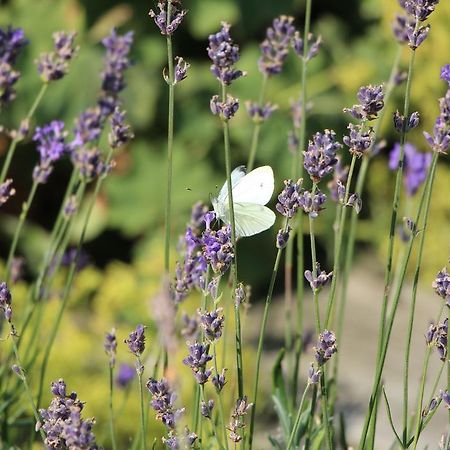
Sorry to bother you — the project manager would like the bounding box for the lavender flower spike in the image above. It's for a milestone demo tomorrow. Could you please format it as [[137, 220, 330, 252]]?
[[202, 224, 234, 275], [258, 16, 295, 75], [124, 324, 146, 357], [0, 179, 16, 206], [207, 22, 245, 86], [276, 179, 302, 218], [432, 267, 450, 307], [314, 330, 337, 366], [104, 328, 117, 367], [292, 32, 322, 61], [199, 308, 224, 341], [0, 282, 12, 322], [344, 84, 384, 121], [183, 342, 213, 384], [304, 263, 333, 292], [298, 188, 327, 218], [109, 107, 134, 149], [116, 363, 135, 388], [149, 2, 187, 36]]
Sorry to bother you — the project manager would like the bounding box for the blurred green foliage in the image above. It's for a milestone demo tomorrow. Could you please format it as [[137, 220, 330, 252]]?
[[0, 0, 449, 447]]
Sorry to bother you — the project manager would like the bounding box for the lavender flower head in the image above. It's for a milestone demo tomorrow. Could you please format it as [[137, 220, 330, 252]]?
[[146, 378, 185, 430], [292, 32, 322, 61], [276, 179, 303, 218], [108, 108, 134, 148], [343, 123, 374, 157], [32, 120, 69, 183], [432, 267, 450, 307], [0, 62, 19, 106], [207, 22, 244, 86], [37, 31, 78, 82], [401, 0, 440, 21], [393, 14, 430, 50], [425, 319, 448, 361], [344, 85, 384, 121], [258, 16, 295, 75], [314, 330, 337, 366], [304, 264, 333, 292], [276, 226, 291, 249], [183, 342, 213, 384], [228, 396, 253, 443], [304, 130, 342, 182], [327, 157, 348, 202], [199, 308, 224, 341], [210, 94, 240, 120], [124, 324, 146, 357], [71, 147, 112, 182], [70, 107, 104, 151], [0, 282, 12, 322], [0, 179, 16, 207], [441, 64, 450, 85], [104, 328, 117, 367], [389, 142, 432, 196], [212, 368, 227, 392], [39, 379, 97, 450], [245, 101, 278, 124], [298, 188, 327, 218], [149, 2, 187, 36], [116, 363, 135, 388], [202, 224, 234, 275]]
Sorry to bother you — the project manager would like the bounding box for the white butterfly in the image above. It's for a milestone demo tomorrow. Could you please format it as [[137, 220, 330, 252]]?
[[211, 165, 276, 237]]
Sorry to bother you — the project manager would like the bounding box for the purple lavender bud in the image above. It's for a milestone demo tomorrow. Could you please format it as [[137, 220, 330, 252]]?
[[304, 130, 342, 182], [0, 26, 28, 64], [108, 108, 133, 149], [0, 62, 20, 106], [408, 111, 420, 129], [258, 16, 295, 75], [10, 119, 30, 142], [124, 324, 146, 357], [201, 399, 215, 419], [432, 267, 450, 307], [115, 363, 135, 388], [203, 211, 216, 229], [298, 188, 327, 218], [63, 195, 78, 218], [427, 319, 448, 361], [346, 193, 362, 214], [202, 225, 234, 275], [100, 29, 133, 95], [327, 157, 348, 202], [422, 396, 439, 417], [212, 368, 227, 392], [424, 88, 450, 154], [208, 277, 220, 300], [245, 101, 278, 123], [210, 94, 239, 120], [71, 147, 112, 181], [307, 363, 321, 384], [11, 364, 22, 377], [389, 142, 432, 196], [292, 32, 322, 61], [200, 308, 224, 341], [392, 15, 429, 49], [0, 282, 12, 322], [235, 283, 246, 307], [441, 390, 450, 409], [343, 124, 374, 157], [183, 342, 213, 384], [276, 226, 291, 249], [149, 2, 187, 36], [172, 56, 190, 84], [393, 110, 405, 133], [53, 31, 78, 61], [425, 322, 436, 345], [181, 312, 199, 340], [183, 427, 198, 446], [344, 85, 384, 121], [304, 264, 333, 292], [208, 22, 244, 86], [408, 23, 430, 50], [402, 0, 439, 21], [190, 202, 209, 231], [70, 107, 104, 151], [276, 179, 303, 218], [441, 64, 450, 85], [314, 330, 337, 366], [104, 328, 117, 367], [288, 131, 299, 154], [0, 179, 16, 207], [394, 70, 408, 86]]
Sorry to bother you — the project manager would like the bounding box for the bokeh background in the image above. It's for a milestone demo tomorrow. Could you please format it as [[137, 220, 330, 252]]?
[[0, 0, 449, 448]]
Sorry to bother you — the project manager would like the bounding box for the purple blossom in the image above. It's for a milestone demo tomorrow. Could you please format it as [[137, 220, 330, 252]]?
[[108, 108, 133, 148], [199, 308, 224, 341], [276, 226, 291, 249], [39, 379, 97, 450], [327, 157, 348, 202], [0, 62, 20, 106], [146, 378, 185, 430], [258, 16, 295, 75], [0, 282, 12, 322], [344, 85, 384, 121], [0, 26, 28, 64], [212, 368, 227, 392], [298, 188, 327, 218], [392, 15, 430, 49], [393, 110, 420, 133], [245, 101, 278, 123], [401, 0, 439, 21], [181, 312, 199, 340], [304, 130, 342, 182], [228, 397, 253, 443], [432, 267, 450, 307], [425, 319, 448, 361], [0, 179, 16, 206], [149, 2, 187, 36], [173, 56, 190, 84], [441, 390, 450, 409], [314, 330, 337, 366], [424, 87, 450, 154], [100, 29, 133, 98], [441, 64, 450, 85], [70, 107, 104, 151], [304, 264, 333, 292], [343, 123, 374, 156], [202, 224, 234, 275], [308, 364, 321, 384], [207, 22, 244, 86], [104, 329, 117, 367], [292, 32, 322, 61], [71, 147, 112, 181], [115, 363, 135, 388], [63, 195, 78, 218], [389, 142, 432, 196], [346, 192, 362, 214], [124, 324, 146, 357], [210, 94, 239, 120], [201, 399, 215, 419], [36, 31, 78, 82], [276, 179, 303, 218], [183, 342, 213, 384], [235, 283, 246, 306]]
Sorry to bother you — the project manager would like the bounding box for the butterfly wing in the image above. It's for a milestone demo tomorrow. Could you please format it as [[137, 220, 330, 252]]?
[[216, 165, 247, 203], [231, 166, 274, 206], [233, 202, 276, 237]]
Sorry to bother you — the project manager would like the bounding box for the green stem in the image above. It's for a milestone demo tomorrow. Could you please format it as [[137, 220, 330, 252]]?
[[200, 384, 224, 450], [325, 154, 357, 328], [109, 365, 118, 450], [286, 383, 311, 450], [213, 343, 229, 450], [246, 74, 268, 172], [0, 83, 48, 185], [320, 371, 333, 450], [137, 360, 147, 450], [248, 218, 289, 449], [221, 83, 243, 399], [304, 384, 318, 450], [4, 179, 39, 282]]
